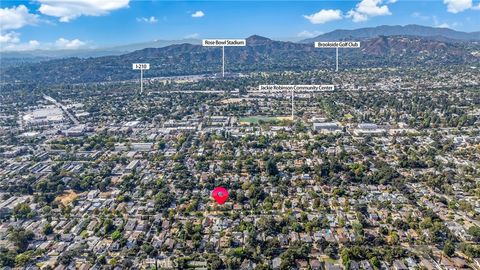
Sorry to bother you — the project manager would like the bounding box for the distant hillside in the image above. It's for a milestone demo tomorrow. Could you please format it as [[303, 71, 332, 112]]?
[[0, 39, 201, 61], [1, 35, 479, 85], [301, 24, 480, 43]]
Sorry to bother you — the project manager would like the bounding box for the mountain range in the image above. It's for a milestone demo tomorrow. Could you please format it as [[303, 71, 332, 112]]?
[[1, 39, 201, 65], [1, 25, 479, 85], [301, 24, 480, 43], [2, 24, 479, 61]]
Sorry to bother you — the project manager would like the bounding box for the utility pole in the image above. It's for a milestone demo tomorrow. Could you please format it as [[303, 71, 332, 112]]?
[[202, 39, 246, 78], [132, 63, 150, 94], [336, 47, 339, 72], [314, 41, 360, 72], [291, 88, 294, 120], [140, 68, 144, 93], [255, 84, 335, 120]]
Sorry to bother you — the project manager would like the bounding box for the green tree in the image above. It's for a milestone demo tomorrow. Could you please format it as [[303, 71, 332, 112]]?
[[13, 203, 35, 219], [15, 252, 32, 267], [0, 247, 16, 267], [341, 248, 351, 269], [370, 256, 380, 269], [155, 191, 174, 210], [208, 254, 224, 270], [103, 219, 115, 234], [111, 230, 122, 241], [443, 240, 455, 257], [8, 228, 34, 252], [42, 223, 53, 235], [266, 159, 279, 176], [467, 226, 480, 241]]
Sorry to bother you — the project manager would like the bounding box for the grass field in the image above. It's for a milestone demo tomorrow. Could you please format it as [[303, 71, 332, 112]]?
[[239, 116, 291, 124]]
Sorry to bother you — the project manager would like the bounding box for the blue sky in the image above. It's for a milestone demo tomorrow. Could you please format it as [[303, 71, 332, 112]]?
[[0, 0, 479, 50]]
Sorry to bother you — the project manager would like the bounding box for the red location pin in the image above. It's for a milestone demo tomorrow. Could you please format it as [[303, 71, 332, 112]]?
[[212, 186, 229, 205]]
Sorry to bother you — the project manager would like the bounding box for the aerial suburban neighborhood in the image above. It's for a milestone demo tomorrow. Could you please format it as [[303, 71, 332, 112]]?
[[1, 0, 480, 268], [1, 65, 479, 269]]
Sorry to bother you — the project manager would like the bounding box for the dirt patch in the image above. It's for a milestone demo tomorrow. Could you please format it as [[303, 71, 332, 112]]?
[[276, 116, 293, 121], [220, 98, 244, 104], [55, 190, 78, 206]]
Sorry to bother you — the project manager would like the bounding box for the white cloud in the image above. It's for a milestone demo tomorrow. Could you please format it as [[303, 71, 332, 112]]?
[[191, 10, 205, 18], [297, 30, 323, 38], [304, 9, 343, 24], [184, 33, 199, 39], [29, 40, 40, 47], [1, 39, 40, 51], [0, 30, 40, 52], [347, 10, 369, 22], [356, 0, 392, 16], [443, 0, 472, 13], [0, 32, 21, 44], [0, 32, 89, 52], [0, 5, 40, 52], [347, 0, 392, 22], [436, 23, 451, 28], [137, 16, 158, 23], [55, 38, 86, 49], [38, 0, 130, 22], [0, 5, 39, 30], [411, 12, 429, 20], [432, 15, 460, 29], [28, 40, 40, 48]]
